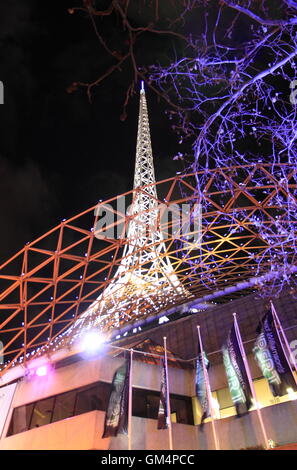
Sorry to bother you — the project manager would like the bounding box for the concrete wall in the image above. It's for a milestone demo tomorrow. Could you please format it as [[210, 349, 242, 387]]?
[[0, 411, 108, 450], [1, 401, 297, 450], [0, 354, 194, 440], [0, 410, 199, 451], [218, 400, 297, 449], [8, 347, 260, 410], [1, 353, 297, 449], [10, 355, 194, 408]]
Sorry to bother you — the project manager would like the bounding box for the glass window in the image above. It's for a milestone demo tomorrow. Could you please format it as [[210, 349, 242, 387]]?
[[74, 382, 110, 416], [146, 392, 160, 419], [132, 388, 147, 419], [7, 403, 34, 436], [7, 381, 194, 437], [52, 390, 76, 423], [30, 397, 55, 429], [170, 395, 194, 425], [216, 387, 233, 410], [132, 389, 194, 425]]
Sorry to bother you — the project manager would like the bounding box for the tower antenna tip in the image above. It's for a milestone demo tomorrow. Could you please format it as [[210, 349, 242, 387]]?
[[141, 80, 145, 92]]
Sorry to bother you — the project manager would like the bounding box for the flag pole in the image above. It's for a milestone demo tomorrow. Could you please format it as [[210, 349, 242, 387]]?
[[233, 313, 270, 450], [270, 300, 297, 379], [197, 325, 220, 450], [128, 348, 133, 451], [163, 336, 173, 450]]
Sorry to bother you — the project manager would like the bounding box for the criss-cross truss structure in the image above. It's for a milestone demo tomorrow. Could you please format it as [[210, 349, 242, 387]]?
[[1, 89, 297, 376]]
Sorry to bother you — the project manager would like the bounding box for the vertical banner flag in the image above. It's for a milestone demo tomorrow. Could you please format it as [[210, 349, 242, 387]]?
[[195, 349, 211, 425], [222, 324, 253, 415], [102, 354, 131, 438], [253, 310, 297, 396], [157, 357, 169, 429]]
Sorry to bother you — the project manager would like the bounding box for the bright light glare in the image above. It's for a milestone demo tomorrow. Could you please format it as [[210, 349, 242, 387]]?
[[81, 331, 105, 353], [36, 365, 48, 377], [287, 387, 297, 400], [251, 399, 263, 409], [159, 316, 169, 324], [211, 396, 220, 419]]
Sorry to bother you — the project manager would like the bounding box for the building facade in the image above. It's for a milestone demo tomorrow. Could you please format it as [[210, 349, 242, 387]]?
[[1, 289, 297, 450]]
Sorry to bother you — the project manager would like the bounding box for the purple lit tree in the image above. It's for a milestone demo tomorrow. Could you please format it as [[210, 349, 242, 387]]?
[[149, 1, 297, 172], [146, 1, 297, 297], [69, 0, 297, 297]]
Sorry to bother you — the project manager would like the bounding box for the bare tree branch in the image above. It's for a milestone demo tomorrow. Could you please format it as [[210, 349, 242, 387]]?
[[221, 0, 297, 25]]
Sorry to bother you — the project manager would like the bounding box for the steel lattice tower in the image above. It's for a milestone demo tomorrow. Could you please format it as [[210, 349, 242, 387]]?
[[66, 84, 189, 340], [115, 82, 181, 280]]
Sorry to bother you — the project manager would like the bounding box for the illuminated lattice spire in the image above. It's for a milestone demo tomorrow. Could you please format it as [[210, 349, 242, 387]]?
[[66, 83, 190, 338], [134, 81, 157, 190], [119, 82, 173, 276]]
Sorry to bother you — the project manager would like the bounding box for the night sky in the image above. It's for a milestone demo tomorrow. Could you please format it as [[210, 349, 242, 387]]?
[[0, 1, 182, 264]]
